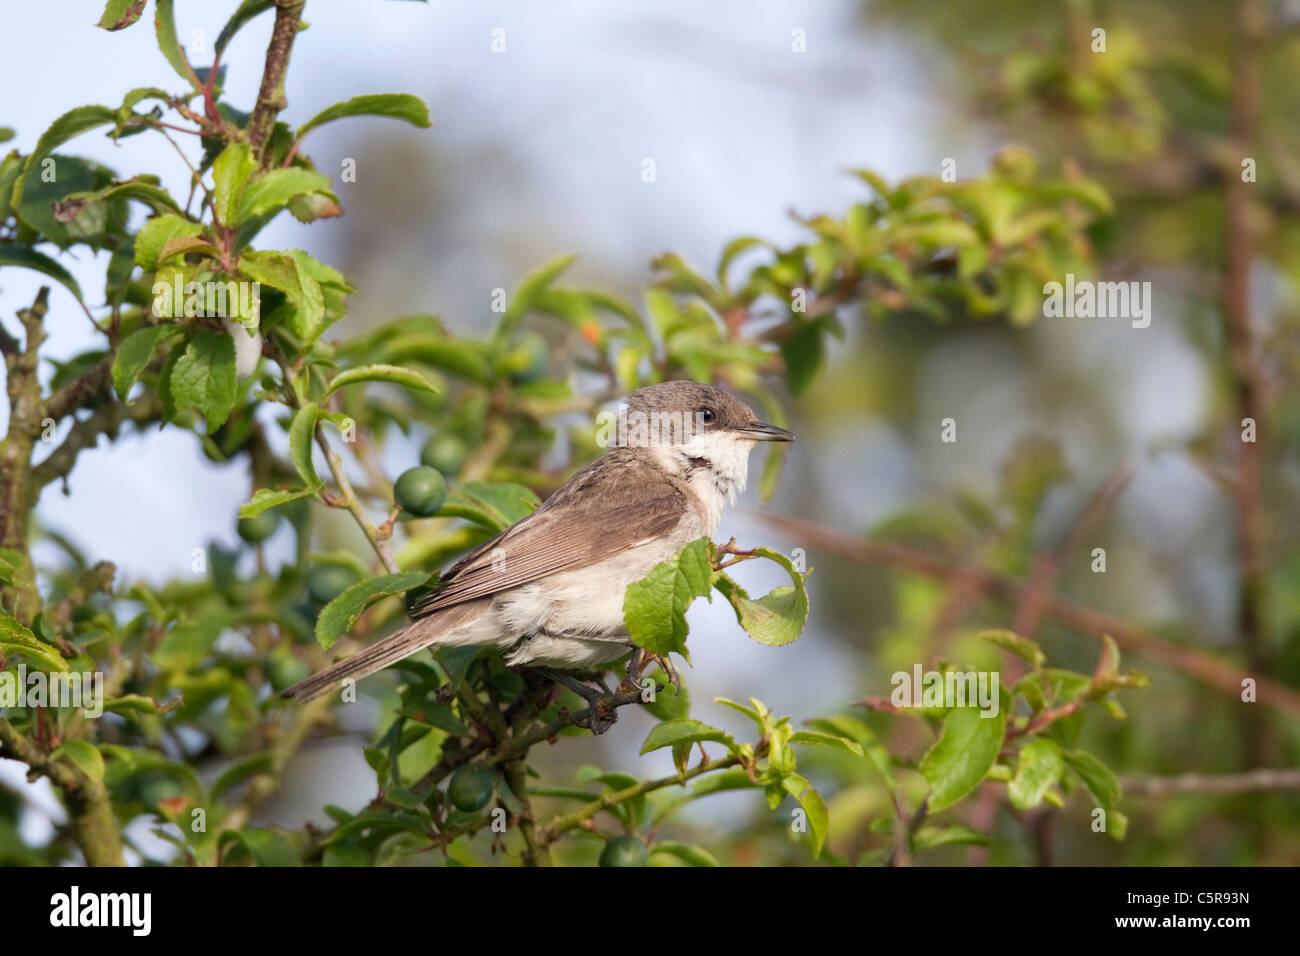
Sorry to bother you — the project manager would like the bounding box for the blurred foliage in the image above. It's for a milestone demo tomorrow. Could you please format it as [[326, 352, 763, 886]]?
[[0, 0, 1292, 866]]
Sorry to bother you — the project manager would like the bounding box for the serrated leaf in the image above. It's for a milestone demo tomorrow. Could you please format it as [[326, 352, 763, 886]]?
[[97, 0, 147, 31], [168, 331, 238, 431], [134, 214, 202, 271], [111, 324, 177, 399], [235, 167, 332, 223], [0, 611, 70, 672], [624, 538, 713, 658], [919, 706, 1007, 812], [324, 364, 440, 398], [315, 572, 431, 650], [296, 93, 432, 139], [239, 484, 322, 519], [1008, 737, 1064, 810], [212, 142, 255, 226], [240, 250, 325, 340], [288, 402, 319, 486], [713, 547, 808, 647], [639, 718, 733, 756], [154, 0, 198, 89]]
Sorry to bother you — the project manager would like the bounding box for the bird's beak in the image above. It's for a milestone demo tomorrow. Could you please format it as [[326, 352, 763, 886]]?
[[737, 422, 796, 442]]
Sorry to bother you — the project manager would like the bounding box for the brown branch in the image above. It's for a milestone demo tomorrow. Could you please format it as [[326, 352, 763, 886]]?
[[248, 0, 306, 165], [756, 512, 1300, 718], [0, 718, 124, 865], [1121, 768, 1300, 796], [30, 393, 165, 489]]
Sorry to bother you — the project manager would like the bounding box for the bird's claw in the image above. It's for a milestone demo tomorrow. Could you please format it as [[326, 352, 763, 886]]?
[[625, 648, 681, 696]]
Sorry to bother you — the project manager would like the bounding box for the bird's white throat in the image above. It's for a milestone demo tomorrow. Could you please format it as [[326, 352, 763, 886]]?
[[652, 431, 755, 535]]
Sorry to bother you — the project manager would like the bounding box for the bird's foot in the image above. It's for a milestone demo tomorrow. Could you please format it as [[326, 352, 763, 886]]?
[[534, 666, 620, 735], [625, 647, 681, 696]]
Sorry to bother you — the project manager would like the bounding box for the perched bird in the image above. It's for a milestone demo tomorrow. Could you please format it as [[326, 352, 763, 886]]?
[[281, 381, 793, 708]]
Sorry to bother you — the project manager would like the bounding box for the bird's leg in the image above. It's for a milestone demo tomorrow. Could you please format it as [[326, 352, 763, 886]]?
[[533, 666, 604, 705], [532, 666, 620, 735]]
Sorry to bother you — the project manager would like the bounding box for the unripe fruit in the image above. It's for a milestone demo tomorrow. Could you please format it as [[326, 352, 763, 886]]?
[[447, 764, 494, 812], [237, 510, 279, 544], [420, 433, 469, 476], [394, 466, 447, 517], [599, 835, 649, 867], [307, 565, 357, 604]]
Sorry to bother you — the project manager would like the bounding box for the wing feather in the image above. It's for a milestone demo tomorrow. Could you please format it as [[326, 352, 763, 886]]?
[[411, 451, 686, 617]]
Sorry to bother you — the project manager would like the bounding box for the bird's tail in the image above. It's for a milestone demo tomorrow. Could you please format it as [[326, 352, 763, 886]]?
[[280, 602, 484, 703]]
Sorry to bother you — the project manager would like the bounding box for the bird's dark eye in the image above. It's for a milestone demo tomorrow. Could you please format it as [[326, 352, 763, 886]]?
[[698, 407, 716, 425]]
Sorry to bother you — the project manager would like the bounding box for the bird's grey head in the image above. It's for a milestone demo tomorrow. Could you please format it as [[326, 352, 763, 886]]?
[[620, 381, 795, 449]]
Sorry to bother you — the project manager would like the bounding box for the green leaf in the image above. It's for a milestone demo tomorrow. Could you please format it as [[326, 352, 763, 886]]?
[[919, 706, 1007, 812], [296, 93, 433, 139], [212, 143, 255, 226], [52, 175, 180, 222], [0, 611, 70, 672], [912, 824, 991, 852], [97, 0, 147, 31], [978, 628, 1046, 668], [1008, 737, 1064, 810], [235, 167, 332, 223], [11, 106, 117, 239], [713, 547, 809, 647], [496, 253, 578, 343], [211, 753, 274, 801], [0, 247, 84, 301], [288, 402, 320, 486], [111, 324, 177, 399], [240, 250, 325, 340], [1063, 749, 1121, 810], [782, 773, 829, 856], [324, 364, 440, 398], [134, 214, 202, 271], [169, 332, 238, 430], [805, 715, 895, 789], [438, 482, 540, 531], [624, 538, 713, 658], [315, 572, 431, 650], [639, 718, 734, 756], [53, 740, 105, 781], [224, 829, 301, 867], [789, 729, 864, 758], [215, 0, 274, 57], [154, 0, 198, 88], [649, 841, 719, 867], [239, 484, 322, 519]]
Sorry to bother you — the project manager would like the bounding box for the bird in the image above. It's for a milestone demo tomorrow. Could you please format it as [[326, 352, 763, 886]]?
[[280, 381, 794, 711]]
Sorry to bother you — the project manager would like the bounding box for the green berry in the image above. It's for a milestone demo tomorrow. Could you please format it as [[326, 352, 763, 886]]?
[[504, 333, 548, 383], [420, 433, 469, 476], [599, 835, 649, 867], [447, 764, 494, 812], [307, 565, 357, 604], [236, 510, 279, 544], [394, 466, 447, 517]]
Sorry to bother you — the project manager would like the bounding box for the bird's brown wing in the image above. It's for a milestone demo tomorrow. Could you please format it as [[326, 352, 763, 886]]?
[[411, 451, 687, 618]]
